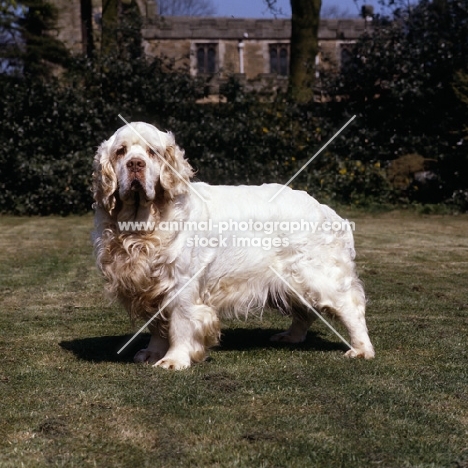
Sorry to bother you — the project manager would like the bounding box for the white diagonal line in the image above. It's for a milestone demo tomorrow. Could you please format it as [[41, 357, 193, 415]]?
[[269, 266, 353, 351], [118, 114, 208, 203], [268, 115, 356, 202], [117, 265, 206, 355]]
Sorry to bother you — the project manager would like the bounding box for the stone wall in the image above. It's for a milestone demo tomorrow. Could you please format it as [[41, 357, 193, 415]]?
[[143, 16, 366, 41], [50, 0, 84, 54], [142, 17, 368, 86]]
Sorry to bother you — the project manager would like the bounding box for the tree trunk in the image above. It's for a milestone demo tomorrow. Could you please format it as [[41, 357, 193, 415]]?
[[289, 0, 322, 103], [101, 0, 119, 55], [80, 0, 94, 56]]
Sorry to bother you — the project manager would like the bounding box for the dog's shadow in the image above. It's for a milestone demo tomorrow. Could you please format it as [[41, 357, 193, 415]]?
[[59, 328, 347, 364]]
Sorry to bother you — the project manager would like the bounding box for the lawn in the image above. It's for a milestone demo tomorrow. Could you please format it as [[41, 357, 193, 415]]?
[[0, 212, 467, 467]]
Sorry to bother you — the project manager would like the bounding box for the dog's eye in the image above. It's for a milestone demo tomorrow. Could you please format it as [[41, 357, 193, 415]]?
[[148, 147, 156, 157], [116, 146, 126, 157]]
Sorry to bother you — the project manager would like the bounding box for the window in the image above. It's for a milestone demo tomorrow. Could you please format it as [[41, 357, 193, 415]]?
[[270, 44, 289, 76], [196, 44, 217, 75]]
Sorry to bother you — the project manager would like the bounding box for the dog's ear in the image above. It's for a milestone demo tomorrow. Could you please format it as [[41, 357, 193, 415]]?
[[93, 136, 117, 212], [159, 133, 194, 199]]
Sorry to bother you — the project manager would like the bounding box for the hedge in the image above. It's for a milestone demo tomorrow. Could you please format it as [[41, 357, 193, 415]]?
[[0, 51, 466, 214]]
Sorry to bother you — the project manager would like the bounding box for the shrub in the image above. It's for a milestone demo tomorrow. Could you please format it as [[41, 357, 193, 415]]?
[[0, 77, 97, 214], [2, 0, 468, 214], [0, 69, 396, 215], [0, 43, 205, 215], [327, 0, 468, 210]]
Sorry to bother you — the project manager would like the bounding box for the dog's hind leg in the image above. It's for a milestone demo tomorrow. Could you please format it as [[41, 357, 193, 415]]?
[[270, 266, 375, 358], [325, 280, 375, 359], [270, 312, 316, 343]]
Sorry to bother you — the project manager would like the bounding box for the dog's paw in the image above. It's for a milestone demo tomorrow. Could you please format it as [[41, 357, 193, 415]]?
[[154, 356, 191, 370], [270, 330, 306, 344], [344, 347, 375, 359], [133, 348, 164, 364]]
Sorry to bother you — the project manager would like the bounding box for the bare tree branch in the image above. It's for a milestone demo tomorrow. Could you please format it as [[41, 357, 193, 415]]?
[[158, 0, 216, 16], [321, 4, 356, 18], [263, 0, 286, 17]]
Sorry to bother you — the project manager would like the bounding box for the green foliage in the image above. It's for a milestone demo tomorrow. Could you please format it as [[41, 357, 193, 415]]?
[[0, 77, 99, 214], [1, 0, 468, 214], [0, 52, 204, 214], [0, 43, 393, 215], [0, 0, 206, 215], [453, 70, 468, 141], [454, 70, 468, 106], [167, 95, 391, 206], [329, 0, 468, 209], [18, 0, 70, 76]]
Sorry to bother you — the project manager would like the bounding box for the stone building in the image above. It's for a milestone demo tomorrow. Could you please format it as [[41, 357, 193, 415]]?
[[50, 0, 369, 91]]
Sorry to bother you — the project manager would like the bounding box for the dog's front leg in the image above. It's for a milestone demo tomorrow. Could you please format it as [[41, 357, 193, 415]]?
[[154, 304, 220, 370]]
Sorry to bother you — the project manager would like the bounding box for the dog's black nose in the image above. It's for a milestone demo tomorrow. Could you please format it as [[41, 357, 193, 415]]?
[[127, 158, 146, 172]]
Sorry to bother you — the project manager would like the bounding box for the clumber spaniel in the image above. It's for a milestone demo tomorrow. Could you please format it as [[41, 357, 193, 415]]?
[[92, 122, 375, 369]]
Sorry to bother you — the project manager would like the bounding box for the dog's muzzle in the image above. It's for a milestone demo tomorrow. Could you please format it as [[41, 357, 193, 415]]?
[[121, 157, 152, 203]]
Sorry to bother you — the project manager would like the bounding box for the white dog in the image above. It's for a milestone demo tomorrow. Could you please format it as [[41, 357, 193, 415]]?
[[92, 122, 375, 369]]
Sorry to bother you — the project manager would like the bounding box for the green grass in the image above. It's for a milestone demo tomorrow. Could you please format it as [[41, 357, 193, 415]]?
[[0, 212, 467, 468]]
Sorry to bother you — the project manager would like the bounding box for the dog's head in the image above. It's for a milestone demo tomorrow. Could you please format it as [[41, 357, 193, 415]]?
[[93, 122, 194, 216]]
